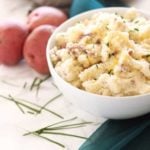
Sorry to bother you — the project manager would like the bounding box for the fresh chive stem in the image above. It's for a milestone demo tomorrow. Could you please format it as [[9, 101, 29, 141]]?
[[27, 111, 35, 115], [42, 131, 88, 139], [45, 122, 93, 130], [24, 117, 78, 136], [29, 75, 50, 95], [24, 118, 92, 147], [12, 95, 63, 119], [0, 95, 40, 113], [0, 94, 63, 119], [30, 77, 38, 91], [51, 82, 58, 89], [44, 125, 86, 130], [23, 82, 27, 89], [24, 119, 92, 136], [9, 95, 25, 114], [32, 132, 65, 148], [39, 93, 62, 113]]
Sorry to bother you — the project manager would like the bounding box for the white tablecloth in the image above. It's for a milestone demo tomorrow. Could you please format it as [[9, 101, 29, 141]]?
[[0, 62, 104, 150]]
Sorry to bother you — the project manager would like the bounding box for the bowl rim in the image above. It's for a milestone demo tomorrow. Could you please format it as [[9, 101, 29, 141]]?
[[46, 7, 150, 99]]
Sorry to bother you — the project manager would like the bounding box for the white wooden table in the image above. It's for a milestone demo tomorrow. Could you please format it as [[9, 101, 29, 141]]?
[[0, 0, 149, 150]]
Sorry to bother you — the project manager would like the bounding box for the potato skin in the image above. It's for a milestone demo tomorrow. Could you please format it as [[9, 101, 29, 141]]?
[[27, 6, 67, 31], [23, 25, 55, 74], [0, 21, 28, 65]]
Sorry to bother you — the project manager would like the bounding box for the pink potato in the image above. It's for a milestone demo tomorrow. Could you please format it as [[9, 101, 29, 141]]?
[[27, 6, 68, 31], [23, 25, 55, 74], [0, 21, 28, 65]]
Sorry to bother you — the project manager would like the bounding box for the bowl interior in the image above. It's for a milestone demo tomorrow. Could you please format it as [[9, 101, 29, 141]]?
[[47, 7, 150, 99], [46, 7, 150, 119]]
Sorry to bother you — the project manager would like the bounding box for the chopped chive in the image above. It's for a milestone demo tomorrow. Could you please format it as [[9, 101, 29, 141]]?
[[23, 118, 92, 147], [30, 75, 51, 95], [134, 20, 139, 23], [108, 70, 113, 75], [45, 122, 93, 130], [0, 94, 64, 119], [51, 82, 58, 89], [106, 25, 109, 30], [9, 95, 25, 114], [27, 111, 35, 115], [42, 131, 87, 140], [16, 96, 64, 119], [46, 125, 86, 130], [106, 42, 110, 47], [32, 133, 65, 148], [24, 121, 92, 137], [30, 77, 38, 91], [23, 82, 27, 89], [24, 117, 78, 136], [120, 15, 124, 19], [39, 93, 62, 113], [134, 28, 139, 31], [0, 95, 40, 113], [95, 64, 99, 69]]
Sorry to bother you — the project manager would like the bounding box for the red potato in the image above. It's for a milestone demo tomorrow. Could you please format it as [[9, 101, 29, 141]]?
[[27, 6, 68, 31], [23, 25, 55, 74], [0, 21, 28, 65]]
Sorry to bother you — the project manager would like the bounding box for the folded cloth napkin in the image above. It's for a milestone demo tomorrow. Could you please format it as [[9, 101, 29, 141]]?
[[80, 113, 150, 150], [69, 0, 127, 17]]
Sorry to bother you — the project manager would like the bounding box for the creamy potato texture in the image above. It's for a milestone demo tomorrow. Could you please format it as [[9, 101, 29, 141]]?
[[50, 8, 150, 96]]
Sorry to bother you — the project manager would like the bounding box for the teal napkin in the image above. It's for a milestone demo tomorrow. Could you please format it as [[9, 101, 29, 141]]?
[[80, 113, 150, 150], [70, 0, 127, 17]]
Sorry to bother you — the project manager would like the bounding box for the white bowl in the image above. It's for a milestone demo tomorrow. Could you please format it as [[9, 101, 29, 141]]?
[[46, 7, 150, 119]]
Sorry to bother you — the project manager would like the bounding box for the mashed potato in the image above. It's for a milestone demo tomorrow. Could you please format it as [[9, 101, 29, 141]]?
[[50, 8, 150, 96]]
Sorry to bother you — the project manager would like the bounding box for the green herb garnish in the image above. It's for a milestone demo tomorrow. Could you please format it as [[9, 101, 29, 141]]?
[[95, 64, 99, 69], [0, 94, 63, 119], [108, 70, 113, 75], [120, 15, 124, 19], [23, 82, 27, 89], [51, 82, 58, 89], [24, 117, 92, 148], [106, 42, 110, 47], [115, 12, 118, 15], [31, 132, 65, 148], [39, 93, 62, 113], [134, 20, 139, 24], [30, 75, 51, 95], [134, 28, 139, 31], [106, 25, 109, 30], [9, 95, 25, 114], [30, 77, 39, 91], [42, 131, 87, 139]]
